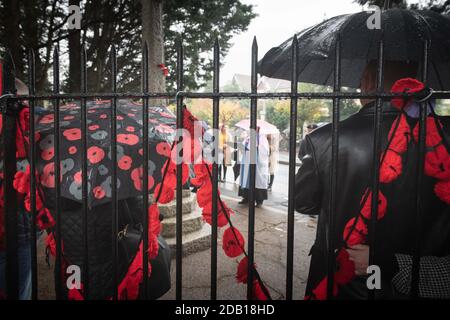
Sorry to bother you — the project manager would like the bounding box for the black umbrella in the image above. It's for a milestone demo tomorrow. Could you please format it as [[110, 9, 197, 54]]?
[[258, 8, 450, 89], [35, 99, 176, 207]]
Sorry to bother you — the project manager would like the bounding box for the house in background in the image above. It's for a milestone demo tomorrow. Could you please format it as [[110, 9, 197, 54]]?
[[229, 74, 291, 120]]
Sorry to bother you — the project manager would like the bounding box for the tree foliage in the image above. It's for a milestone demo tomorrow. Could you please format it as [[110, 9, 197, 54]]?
[[0, 0, 255, 92]]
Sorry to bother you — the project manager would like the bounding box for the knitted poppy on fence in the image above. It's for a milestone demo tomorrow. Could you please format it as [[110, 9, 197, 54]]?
[[307, 78, 450, 300]]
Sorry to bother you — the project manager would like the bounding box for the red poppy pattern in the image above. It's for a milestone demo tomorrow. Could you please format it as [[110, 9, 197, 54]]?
[[32, 100, 176, 206]]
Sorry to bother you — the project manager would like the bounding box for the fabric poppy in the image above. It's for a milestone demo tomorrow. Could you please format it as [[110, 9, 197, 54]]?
[[156, 142, 171, 157], [390, 78, 425, 110], [68, 146, 77, 154], [154, 183, 175, 204], [63, 128, 81, 141], [311, 278, 338, 300], [413, 117, 443, 148], [236, 256, 250, 284], [36, 207, 56, 230], [87, 146, 105, 164], [148, 234, 159, 259], [88, 125, 99, 131], [93, 186, 106, 199], [343, 217, 368, 247], [360, 189, 387, 220], [46, 233, 57, 257], [424, 144, 450, 180], [24, 191, 44, 212], [222, 227, 245, 258], [334, 249, 355, 285], [252, 280, 269, 301], [118, 155, 133, 170], [41, 148, 54, 161], [434, 180, 450, 204], [13, 166, 31, 194], [130, 167, 155, 192], [68, 288, 84, 300], [379, 150, 402, 183], [388, 114, 411, 154], [117, 133, 139, 146], [73, 171, 82, 185], [148, 204, 161, 236], [197, 182, 213, 208], [117, 242, 148, 300], [41, 162, 57, 188], [201, 201, 232, 227]]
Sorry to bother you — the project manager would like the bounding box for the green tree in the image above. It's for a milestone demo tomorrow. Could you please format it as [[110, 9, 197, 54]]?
[[0, 0, 256, 93]]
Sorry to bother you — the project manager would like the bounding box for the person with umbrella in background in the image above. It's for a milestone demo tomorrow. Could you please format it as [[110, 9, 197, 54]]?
[[259, 4, 450, 299], [237, 126, 270, 208], [6, 98, 174, 300], [267, 134, 279, 191]]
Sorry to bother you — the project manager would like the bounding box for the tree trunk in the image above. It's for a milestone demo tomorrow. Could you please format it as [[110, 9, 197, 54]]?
[[141, 0, 166, 103], [68, 0, 81, 92]]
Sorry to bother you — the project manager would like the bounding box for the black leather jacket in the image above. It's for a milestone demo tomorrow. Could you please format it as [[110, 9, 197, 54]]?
[[295, 102, 450, 299]]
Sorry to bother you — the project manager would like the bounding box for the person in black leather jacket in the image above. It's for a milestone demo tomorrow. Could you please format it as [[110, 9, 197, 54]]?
[[295, 61, 450, 299]]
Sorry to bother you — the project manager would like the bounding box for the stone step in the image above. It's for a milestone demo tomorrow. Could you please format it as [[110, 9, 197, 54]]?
[[157, 193, 198, 219], [165, 223, 212, 258], [161, 208, 204, 238]]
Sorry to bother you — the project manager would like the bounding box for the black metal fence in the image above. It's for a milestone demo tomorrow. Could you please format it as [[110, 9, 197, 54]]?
[[1, 35, 450, 300]]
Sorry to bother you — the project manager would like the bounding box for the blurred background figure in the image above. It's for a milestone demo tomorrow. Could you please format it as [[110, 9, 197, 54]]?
[[238, 127, 270, 207], [267, 134, 279, 191], [218, 124, 232, 182]]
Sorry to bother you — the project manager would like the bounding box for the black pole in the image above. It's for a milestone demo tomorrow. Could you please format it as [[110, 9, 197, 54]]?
[[326, 36, 341, 299], [286, 34, 298, 300], [52, 46, 63, 300], [247, 36, 258, 300], [176, 39, 184, 300], [80, 44, 89, 299], [110, 45, 119, 300], [411, 39, 429, 298], [210, 38, 220, 300], [142, 42, 150, 300], [27, 49, 38, 300], [368, 39, 384, 300]]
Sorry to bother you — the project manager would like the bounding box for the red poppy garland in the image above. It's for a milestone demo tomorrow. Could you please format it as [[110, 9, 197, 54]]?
[[307, 78, 450, 300], [178, 106, 271, 300]]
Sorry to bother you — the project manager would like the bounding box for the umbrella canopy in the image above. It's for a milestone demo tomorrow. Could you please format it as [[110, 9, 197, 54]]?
[[36, 99, 176, 207], [258, 9, 450, 90], [235, 119, 279, 135]]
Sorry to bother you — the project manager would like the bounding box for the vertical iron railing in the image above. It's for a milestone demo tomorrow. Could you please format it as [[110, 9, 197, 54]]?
[[368, 39, 384, 300], [326, 36, 341, 299], [175, 39, 184, 300], [52, 45, 63, 300], [80, 44, 89, 299], [27, 49, 38, 300], [246, 37, 258, 300], [110, 45, 119, 300], [286, 35, 298, 300], [142, 42, 150, 300], [210, 39, 220, 300], [411, 40, 430, 298], [1, 37, 448, 301]]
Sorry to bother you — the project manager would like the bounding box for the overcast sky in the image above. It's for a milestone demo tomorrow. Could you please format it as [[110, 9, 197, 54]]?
[[220, 0, 422, 84]]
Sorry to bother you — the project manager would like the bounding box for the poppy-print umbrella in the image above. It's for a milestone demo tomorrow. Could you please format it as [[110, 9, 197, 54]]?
[[36, 99, 176, 207]]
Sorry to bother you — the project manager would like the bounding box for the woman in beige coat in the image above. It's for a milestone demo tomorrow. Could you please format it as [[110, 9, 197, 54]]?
[[219, 125, 232, 182]]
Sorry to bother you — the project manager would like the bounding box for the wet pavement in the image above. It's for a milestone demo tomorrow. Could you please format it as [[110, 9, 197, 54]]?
[[37, 163, 317, 300]]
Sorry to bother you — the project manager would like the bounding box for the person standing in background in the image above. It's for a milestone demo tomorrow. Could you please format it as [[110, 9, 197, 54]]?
[[267, 134, 279, 191], [238, 127, 270, 207], [218, 124, 232, 182]]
